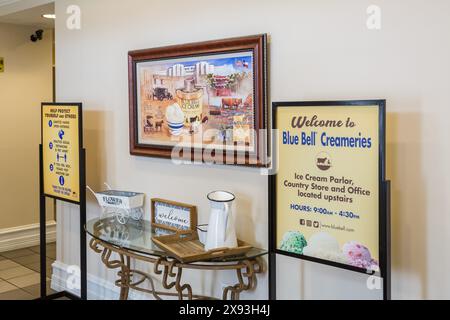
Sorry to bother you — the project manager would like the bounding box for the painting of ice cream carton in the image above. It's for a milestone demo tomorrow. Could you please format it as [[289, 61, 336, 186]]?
[[128, 35, 268, 166]]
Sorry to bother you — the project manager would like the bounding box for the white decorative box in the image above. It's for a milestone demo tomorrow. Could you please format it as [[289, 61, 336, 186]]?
[[94, 190, 144, 210]]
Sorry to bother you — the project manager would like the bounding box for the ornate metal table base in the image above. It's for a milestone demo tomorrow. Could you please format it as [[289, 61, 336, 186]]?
[[89, 238, 264, 300]]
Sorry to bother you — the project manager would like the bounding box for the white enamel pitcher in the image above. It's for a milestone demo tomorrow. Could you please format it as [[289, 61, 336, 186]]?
[[205, 191, 238, 251]]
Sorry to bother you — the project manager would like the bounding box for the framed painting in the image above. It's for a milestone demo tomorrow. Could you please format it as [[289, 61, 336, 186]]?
[[128, 34, 268, 167]]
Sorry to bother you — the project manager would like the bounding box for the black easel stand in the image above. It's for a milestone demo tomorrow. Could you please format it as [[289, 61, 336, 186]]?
[[381, 180, 391, 300], [39, 145, 87, 300], [268, 180, 392, 301], [268, 172, 277, 300]]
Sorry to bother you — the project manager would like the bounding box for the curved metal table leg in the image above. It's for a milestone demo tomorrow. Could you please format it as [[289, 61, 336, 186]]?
[[90, 238, 131, 300], [119, 255, 131, 300], [90, 238, 264, 300], [223, 259, 263, 300], [154, 257, 193, 300]]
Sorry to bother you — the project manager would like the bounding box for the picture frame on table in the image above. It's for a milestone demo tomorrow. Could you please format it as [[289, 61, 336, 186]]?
[[128, 34, 268, 167], [151, 198, 198, 233]]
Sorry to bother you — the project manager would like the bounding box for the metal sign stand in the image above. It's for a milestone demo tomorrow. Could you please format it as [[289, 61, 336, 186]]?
[[39, 146, 87, 300], [38, 103, 87, 300], [381, 180, 391, 300], [268, 100, 391, 301]]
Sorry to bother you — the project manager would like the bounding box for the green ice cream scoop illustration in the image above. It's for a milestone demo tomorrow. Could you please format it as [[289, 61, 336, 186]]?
[[280, 231, 307, 254]]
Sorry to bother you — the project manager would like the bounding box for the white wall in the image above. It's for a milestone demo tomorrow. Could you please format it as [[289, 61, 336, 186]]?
[[0, 0, 53, 16], [55, 0, 450, 300], [0, 23, 53, 230]]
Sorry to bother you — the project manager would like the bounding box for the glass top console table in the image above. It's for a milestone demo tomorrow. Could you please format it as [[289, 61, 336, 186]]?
[[86, 217, 267, 300]]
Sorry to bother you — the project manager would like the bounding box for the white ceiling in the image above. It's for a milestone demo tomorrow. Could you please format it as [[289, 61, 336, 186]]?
[[0, 2, 54, 28], [0, 1, 21, 7]]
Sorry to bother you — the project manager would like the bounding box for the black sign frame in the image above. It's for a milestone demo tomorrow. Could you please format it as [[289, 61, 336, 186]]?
[[41, 102, 83, 204], [268, 100, 390, 300], [39, 102, 87, 300]]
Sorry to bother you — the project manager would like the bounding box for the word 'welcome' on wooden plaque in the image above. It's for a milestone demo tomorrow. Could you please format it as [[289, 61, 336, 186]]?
[[151, 198, 197, 232]]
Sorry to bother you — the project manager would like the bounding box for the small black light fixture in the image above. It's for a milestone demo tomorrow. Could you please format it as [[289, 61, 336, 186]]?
[[31, 29, 44, 42]]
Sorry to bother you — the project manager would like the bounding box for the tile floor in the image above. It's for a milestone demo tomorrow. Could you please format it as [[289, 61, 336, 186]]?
[[0, 243, 56, 300]]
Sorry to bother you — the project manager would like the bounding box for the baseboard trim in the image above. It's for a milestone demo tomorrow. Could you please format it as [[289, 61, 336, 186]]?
[[0, 221, 56, 252], [51, 260, 150, 300]]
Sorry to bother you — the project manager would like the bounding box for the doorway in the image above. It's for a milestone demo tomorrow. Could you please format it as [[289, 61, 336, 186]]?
[[0, 2, 56, 300]]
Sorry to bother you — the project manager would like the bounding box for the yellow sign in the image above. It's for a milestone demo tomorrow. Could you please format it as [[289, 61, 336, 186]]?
[[42, 104, 81, 202], [0, 57, 4, 73], [275, 105, 380, 271]]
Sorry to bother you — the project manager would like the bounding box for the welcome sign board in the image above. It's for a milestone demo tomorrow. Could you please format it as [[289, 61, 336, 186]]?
[[151, 198, 198, 232], [271, 100, 386, 273]]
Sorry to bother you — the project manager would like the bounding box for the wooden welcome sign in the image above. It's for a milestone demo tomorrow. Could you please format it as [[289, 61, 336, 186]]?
[[151, 198, 197, 232]]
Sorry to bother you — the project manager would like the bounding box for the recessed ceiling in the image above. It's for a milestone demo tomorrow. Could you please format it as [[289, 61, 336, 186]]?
[[0, 1, 21, 7], [0, 2, 54, 28]]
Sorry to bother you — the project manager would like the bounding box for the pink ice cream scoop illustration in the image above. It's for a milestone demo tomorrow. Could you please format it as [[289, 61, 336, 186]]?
[[342, 241, 378, 270]]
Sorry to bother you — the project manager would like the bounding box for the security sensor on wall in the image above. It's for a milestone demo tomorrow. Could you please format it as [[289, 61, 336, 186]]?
[[30, 29, 44, 42]]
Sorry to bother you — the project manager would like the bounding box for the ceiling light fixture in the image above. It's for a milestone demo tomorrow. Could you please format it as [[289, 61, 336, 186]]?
[[42, 14, 56, 19]]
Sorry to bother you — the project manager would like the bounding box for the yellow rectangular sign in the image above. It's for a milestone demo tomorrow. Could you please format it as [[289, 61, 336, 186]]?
[[0, 57, 4, 73], [42, 104, 81, 203], [275, 104, 380, 271]]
